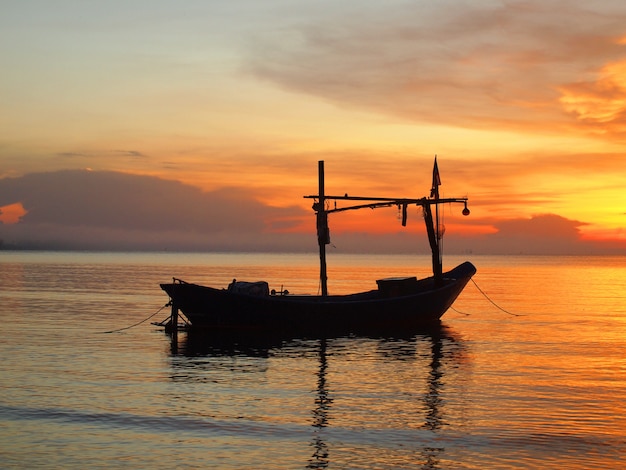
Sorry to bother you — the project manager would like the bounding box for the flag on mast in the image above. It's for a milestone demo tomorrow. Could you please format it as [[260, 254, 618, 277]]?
[[431, 156, 441, 199]]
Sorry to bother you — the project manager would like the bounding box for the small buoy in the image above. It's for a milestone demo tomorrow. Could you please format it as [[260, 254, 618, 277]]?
[[462, 203, 470, 216]]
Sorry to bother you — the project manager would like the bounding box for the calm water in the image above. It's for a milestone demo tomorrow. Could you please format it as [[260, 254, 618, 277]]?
[[1, 251, 625, 469]]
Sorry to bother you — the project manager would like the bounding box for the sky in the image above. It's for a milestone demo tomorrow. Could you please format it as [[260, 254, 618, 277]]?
[[1, 0, 626, 254]]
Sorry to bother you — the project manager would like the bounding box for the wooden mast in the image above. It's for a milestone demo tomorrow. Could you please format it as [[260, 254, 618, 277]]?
[[423, 204, 443, 286], [305, 158, 468, 292], [316, 161, 329, 296], [430, 157, 443, 286]]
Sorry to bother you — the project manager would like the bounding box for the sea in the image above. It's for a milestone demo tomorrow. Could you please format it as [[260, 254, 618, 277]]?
[[1, 251, 625, 469]]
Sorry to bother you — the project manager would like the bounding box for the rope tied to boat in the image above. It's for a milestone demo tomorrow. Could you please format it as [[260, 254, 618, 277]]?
[[98, 301, 172, 334], [452, 278, 524, 317]]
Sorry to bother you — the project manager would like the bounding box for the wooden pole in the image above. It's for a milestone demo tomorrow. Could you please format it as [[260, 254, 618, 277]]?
[[435, 199, 442, 274], [423, 204, 443, 286], [317, 161, 329, 296]]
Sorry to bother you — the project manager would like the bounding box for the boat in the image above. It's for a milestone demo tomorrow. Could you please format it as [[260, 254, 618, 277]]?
[[160, 159, 476, 336]]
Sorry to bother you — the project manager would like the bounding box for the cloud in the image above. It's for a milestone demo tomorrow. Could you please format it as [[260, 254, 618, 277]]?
[[496, 213, 586, 237], [113, 150, 147, 158], [57, 152, 89, 158], [0, 170, 623, 254], [58, 149, 148, 159], [445, 213, 621, 254], [303, 211, 626, 255], [559, 59, 626, 136], [246, 0, 626, 137], [0, 170, 308, 251], [0, 202, 27, 224]]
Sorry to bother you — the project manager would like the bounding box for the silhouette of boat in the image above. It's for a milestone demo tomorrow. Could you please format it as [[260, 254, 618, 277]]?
[[160, 159, 476, 335]]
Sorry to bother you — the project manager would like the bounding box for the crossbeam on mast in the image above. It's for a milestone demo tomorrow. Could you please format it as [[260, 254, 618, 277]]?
[[303, 195, 468, 215]]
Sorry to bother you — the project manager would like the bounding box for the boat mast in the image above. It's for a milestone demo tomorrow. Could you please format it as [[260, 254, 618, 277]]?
[[423, 203, 443, 287], [305, 158, 469, 293], [316, 161, 329, 296], [430, 157, 443, 286]]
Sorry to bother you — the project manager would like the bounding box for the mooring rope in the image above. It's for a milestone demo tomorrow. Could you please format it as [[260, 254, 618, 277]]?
[[452, 278, 524, 317], [471, 278, 524, 316], [449, 305, 472, 316], [98, 302, 171, 334]]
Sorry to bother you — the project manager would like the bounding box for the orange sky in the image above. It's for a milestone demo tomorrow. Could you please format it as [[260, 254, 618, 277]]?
[[1, 1, 625, 253]]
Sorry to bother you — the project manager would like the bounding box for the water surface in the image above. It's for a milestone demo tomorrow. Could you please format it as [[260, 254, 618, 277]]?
[[1, 252, 625, 468]]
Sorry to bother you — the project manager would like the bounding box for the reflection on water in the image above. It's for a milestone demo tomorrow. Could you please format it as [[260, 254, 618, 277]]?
[[168, 325, 462, 469], [308, 339, 331, 469]]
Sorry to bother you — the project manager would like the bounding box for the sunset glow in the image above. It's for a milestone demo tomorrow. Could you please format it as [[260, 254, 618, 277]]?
[[0, 203, 27, 225], [1, 0, 626, 253]]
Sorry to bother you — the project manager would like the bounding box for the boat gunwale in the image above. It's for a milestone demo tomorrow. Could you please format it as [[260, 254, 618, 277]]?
[[160, 261, 476, 304]]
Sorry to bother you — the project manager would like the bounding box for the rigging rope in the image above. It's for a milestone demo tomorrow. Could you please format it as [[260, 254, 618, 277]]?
[[449, 305, 471, 316], [452, 278, 524, 317], [470, 278, 524, 316], [98, 302, 171, 334]]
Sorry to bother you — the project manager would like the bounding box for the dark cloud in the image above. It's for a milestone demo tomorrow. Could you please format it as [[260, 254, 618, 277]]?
[[57, 150, 148, 159], [0, 170, 307, 251], [113, 150, 146, 158], [445, 213, 621, 255], [0, 170, 623, 254], [57, 152, 89, 158], [314, 212, 626, 255], [496, 214, 586, 237], [246, 1, 626, 136]]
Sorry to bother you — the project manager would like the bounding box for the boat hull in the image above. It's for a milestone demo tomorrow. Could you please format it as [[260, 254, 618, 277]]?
[[160, 261, 476, 335]]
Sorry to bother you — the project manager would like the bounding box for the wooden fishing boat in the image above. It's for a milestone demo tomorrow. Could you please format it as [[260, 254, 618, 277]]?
[[160, 159, 476, 335]]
